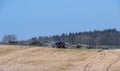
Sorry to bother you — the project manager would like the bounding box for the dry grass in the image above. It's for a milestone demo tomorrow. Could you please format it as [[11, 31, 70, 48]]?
[[0, 45, 120, 71]]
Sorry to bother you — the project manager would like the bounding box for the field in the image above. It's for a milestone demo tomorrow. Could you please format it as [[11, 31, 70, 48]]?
[[0, 45, 120, 71]]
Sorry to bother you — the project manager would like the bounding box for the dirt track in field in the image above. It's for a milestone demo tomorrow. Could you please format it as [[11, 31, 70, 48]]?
[[0, 45, 120, 71]]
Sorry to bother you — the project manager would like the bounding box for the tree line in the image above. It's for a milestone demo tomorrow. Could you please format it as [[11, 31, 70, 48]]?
[[29, 29, 120, 46], [2, 29, 120, 46]]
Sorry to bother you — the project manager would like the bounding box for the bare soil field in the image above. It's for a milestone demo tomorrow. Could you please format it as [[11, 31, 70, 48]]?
[[0, 45, 120, 71]]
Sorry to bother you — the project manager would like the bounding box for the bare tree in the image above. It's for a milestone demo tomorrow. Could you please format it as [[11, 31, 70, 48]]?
[[2, 34, 17, 44]]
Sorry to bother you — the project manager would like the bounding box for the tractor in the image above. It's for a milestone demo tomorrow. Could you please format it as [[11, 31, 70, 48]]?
[[52, 41, 66, 48]]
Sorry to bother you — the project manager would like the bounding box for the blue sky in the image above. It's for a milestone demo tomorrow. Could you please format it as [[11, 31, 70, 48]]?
[[0, 0, 120, 40]]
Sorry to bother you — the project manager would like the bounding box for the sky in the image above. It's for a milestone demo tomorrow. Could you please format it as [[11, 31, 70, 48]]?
[[0, 0, 120, 40]]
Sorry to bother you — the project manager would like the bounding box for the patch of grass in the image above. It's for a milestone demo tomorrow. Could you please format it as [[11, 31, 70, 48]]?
[[113, 69, 120, 71], [59, 64, 73, 71], [53, 63, 74, 71]]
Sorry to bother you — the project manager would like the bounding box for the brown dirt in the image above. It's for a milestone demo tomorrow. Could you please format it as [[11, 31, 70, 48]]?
[[0, 45, 120, 71]]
